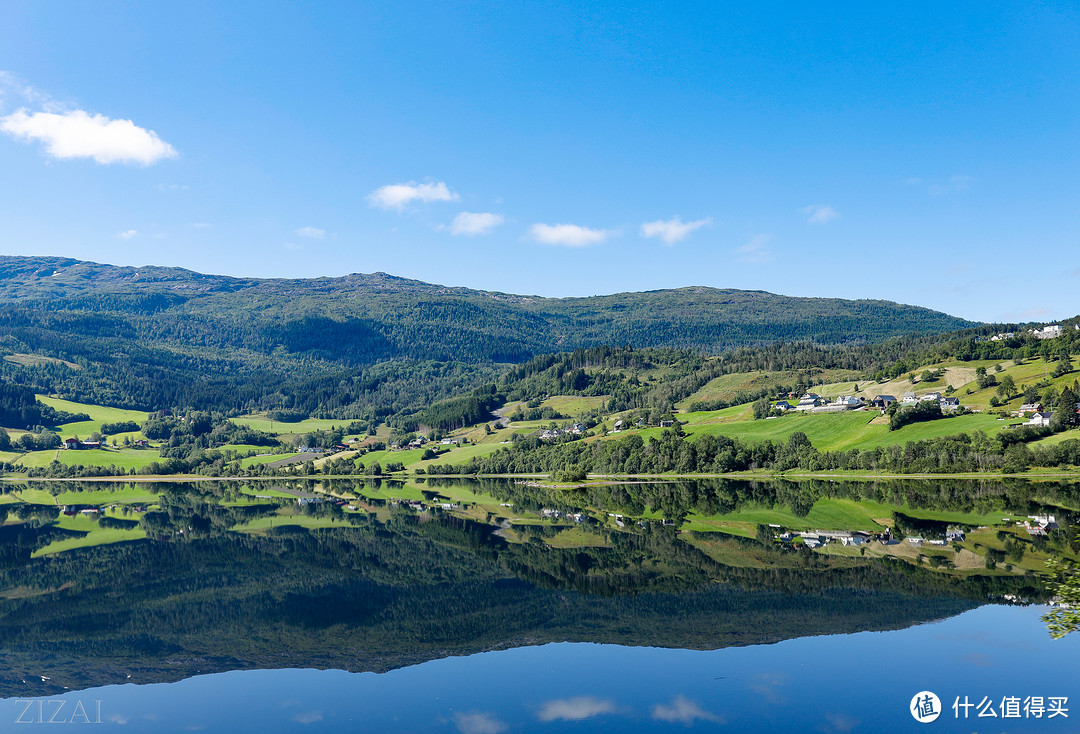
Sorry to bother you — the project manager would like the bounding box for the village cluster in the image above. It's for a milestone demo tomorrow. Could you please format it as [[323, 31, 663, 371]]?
[[771, 514, 1058, 550], [774, 390, 961, 414]]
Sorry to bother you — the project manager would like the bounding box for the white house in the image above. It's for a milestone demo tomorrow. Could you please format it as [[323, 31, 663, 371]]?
[[1034, 325, 1063, 340], [1026, 412, 1054, 428]]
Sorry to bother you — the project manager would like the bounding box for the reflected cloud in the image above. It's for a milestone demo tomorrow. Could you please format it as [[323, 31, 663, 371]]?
[[961, 652, 994, 668], [651, 695, 724, 725], [747, 672, 787, 703], [536, 696, 617, 721], [820, 712, 860, 733], [453, 711, 508, 734], [293, 710, 323, 724]]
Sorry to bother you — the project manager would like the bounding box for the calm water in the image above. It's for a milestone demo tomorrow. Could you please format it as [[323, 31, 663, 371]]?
[[1, 605, 1075, 732], [0, 478, 1076, 732]]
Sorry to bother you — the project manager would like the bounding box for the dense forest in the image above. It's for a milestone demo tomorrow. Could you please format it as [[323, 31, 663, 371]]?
[[425, 424, 1080, 477]]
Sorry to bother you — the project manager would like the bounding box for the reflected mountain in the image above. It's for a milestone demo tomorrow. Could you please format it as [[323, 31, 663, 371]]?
[[0, 478, 1059, 698]]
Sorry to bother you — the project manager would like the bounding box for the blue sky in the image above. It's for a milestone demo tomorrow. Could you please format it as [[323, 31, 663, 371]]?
[[0, 1, 1077, 322]]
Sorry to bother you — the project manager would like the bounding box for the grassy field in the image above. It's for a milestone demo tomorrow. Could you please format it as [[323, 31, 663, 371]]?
[[230, 414, 355, 434], [668, 409, 1015, 452], [538, 395, 608, 415], [1031, 430, 1080, 447], [239, 452, 301, 467], [17, 447, 162, 470], [413, 441, 507, 469], [219, 443, 275, 456], [36, 396, 147, 439], [677, 369, 861, 409], [350, 448, 427, 469]]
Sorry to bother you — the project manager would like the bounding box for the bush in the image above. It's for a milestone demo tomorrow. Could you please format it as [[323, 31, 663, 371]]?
[[553, 465, 587, 483]]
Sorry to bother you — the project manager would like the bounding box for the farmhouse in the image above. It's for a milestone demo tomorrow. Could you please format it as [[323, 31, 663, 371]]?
[[1026, 412, 1054, 428], [870, 395, 896, 409]]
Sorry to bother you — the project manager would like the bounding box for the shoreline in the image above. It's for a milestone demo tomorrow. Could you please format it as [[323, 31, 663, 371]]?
[[4, 468, 1080, 483]]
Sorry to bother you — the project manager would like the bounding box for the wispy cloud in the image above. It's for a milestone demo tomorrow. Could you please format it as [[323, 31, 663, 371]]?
[[368, 180, 458, 211], [927, 175, 976, 196], [801, 204, 839, 225], [449, 211, 504, 236], [536, 697, 617, 722], [736, 233, 773, 263], [156, 183, 189, 192], [530, 222, 614, 247], [650, 696, 724, 725], [117, 229, 138, 239], [0, 71, 52, 108], [190, 222, 212, 229], [640, 216, 712, 245], [452, 711, 507, 734], [2, 108, 178, 165], [294, 226, 325, 239]]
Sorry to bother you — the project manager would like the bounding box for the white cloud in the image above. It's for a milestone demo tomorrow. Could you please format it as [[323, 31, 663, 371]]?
[[640, 216, 712, 245], [736, 233, 773, 263], [1, 108, 178, 165], [368, 181, 458, 211], [530, 222, 614, 247], [536, 697, 617, 722], [801, 204, 840, 225], [156, 183, 189, 192], [452, 712, 507, 734], [294, 226, 325, 239], [449, 211, 504, 236], [117, 229, 138, 239], [651, 696, 724, 725], [190, 222, 213, 229]]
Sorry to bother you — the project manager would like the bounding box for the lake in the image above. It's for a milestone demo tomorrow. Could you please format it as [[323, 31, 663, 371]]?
[[0, 477, 1076, 732]]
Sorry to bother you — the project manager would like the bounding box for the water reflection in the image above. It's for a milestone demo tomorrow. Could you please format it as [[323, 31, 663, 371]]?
[[0, 477, 1071, 699]]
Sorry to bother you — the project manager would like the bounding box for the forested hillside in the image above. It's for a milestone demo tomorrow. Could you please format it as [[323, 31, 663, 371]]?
[[0, 255, 974, 416]]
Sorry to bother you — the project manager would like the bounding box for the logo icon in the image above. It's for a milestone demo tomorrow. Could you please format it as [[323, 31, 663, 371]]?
[[911, 691, 942, 723]]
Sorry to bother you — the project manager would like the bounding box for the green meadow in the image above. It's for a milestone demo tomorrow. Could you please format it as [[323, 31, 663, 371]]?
[[230, 414, 354, 434], [17, 447, 162, 470], [37, 395, 148, 439]]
